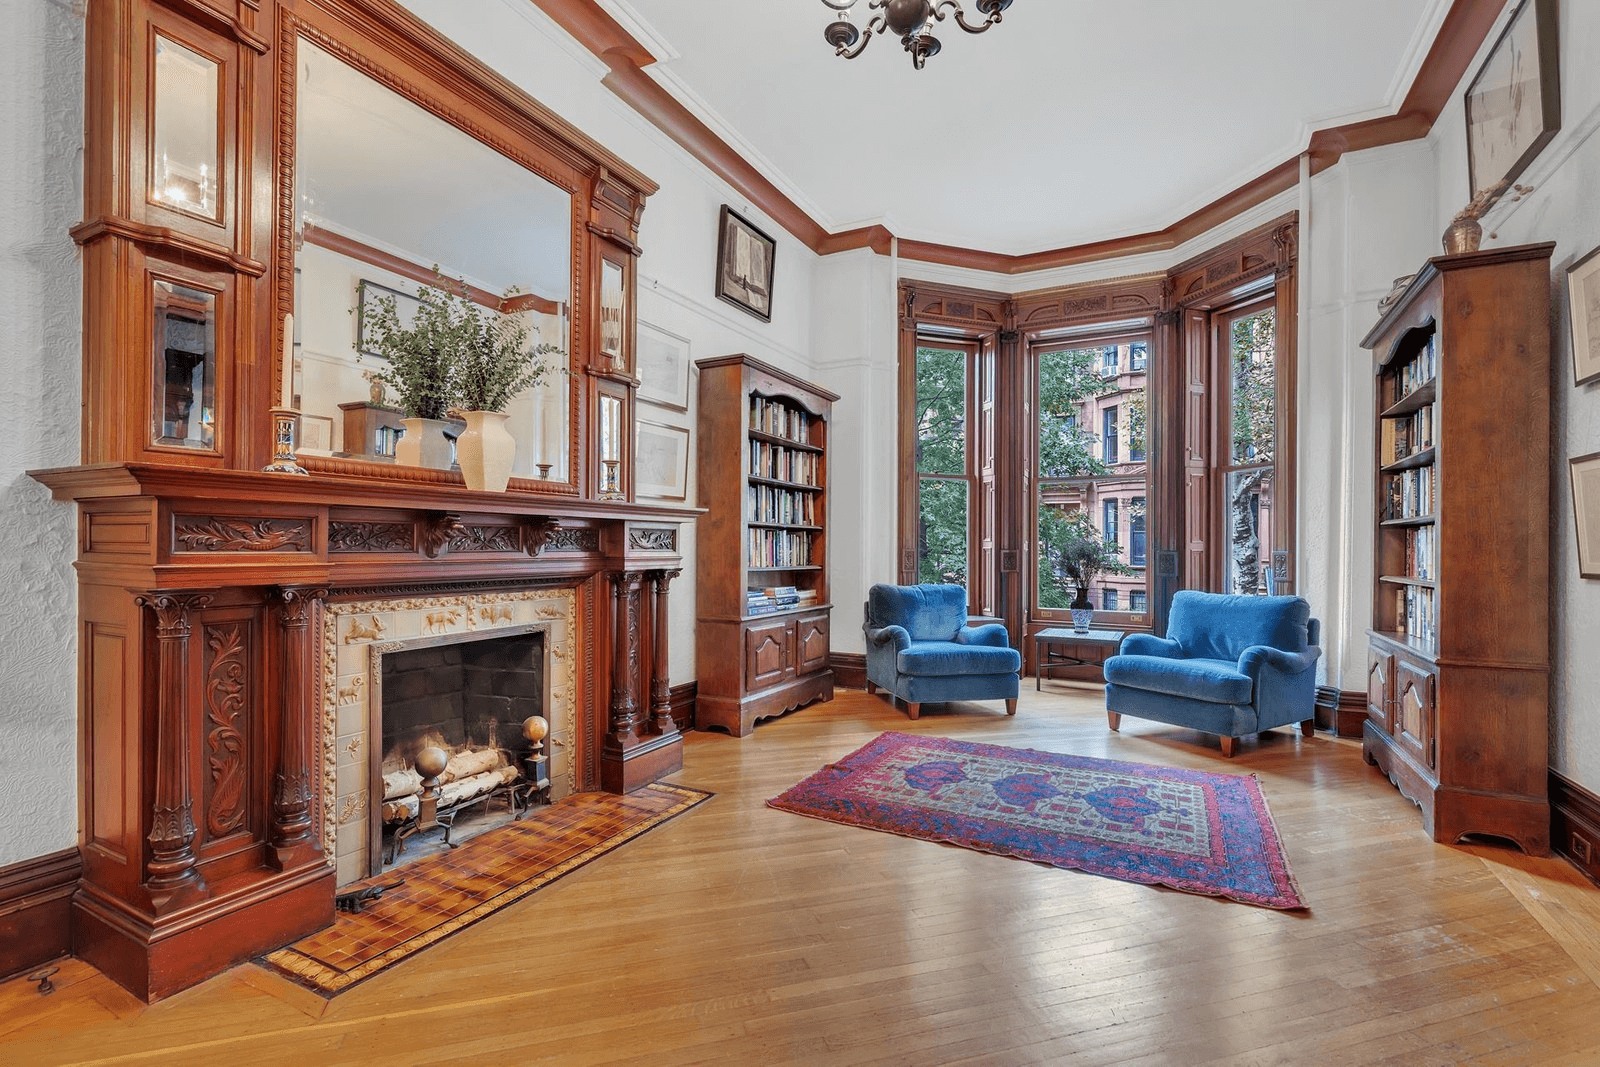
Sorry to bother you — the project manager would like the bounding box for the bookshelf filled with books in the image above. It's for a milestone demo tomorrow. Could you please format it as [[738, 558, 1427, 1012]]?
[[695, 354, 839, 736], [1360, 243, 1553, 854]]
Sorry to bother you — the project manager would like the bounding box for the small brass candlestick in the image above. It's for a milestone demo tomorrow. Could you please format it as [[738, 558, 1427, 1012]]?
[[263, 407, 309, 475]]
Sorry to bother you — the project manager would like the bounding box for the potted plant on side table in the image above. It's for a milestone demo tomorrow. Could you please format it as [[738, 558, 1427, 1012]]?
[[1044, 511, 1133, 633]]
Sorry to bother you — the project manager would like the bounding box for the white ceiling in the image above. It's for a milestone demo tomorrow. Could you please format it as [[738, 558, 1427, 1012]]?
[[602, 0, 1452, 256]]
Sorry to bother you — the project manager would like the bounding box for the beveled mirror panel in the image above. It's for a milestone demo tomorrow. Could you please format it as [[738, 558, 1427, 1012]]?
[[293, 37, 574, 484], [152, 278, 217, 450], [151, 34, 221, 221]]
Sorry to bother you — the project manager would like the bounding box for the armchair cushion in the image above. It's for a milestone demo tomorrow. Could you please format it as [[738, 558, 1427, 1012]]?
[[1103, 655, 1253, 705], [897, 641, 1022, 678]]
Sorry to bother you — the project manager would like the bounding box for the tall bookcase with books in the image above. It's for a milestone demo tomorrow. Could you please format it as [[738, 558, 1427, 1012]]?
[[695, 354, 838, 736], [1361, 243, 1553, 854]]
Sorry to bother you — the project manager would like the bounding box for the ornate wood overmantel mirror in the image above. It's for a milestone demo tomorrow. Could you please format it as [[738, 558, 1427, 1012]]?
[[277, 0, 655, 497]]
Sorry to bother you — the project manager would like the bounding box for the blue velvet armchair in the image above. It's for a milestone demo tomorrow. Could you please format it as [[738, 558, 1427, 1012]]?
[[863, 584, 1021, 720], [1102, 591, 1322, 756]]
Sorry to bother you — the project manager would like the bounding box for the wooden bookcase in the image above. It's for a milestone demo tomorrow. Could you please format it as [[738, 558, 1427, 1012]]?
[[695, 354, 838, 735], [1360, 242, 1554, 854]]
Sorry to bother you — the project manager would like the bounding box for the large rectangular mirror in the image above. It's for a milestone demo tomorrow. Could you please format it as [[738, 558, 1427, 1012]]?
[[293, 37, 573, 484]]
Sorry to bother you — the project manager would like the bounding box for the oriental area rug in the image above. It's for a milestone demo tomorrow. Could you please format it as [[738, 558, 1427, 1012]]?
[[768, 732, 1304, 910], [259, 783, 711, 996]]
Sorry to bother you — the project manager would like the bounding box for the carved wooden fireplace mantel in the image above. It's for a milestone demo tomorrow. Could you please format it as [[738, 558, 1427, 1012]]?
[[32, 462, 693, 999]]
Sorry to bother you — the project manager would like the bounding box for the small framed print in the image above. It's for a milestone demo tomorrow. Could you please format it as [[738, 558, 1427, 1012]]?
[[298, 412, 334, 455], [1567, 243, 1600, 387], [635, 419, 689, 502], [1463, 0, 1560, 198], [1573, 452, 1600, 579], [636, 321, 691, 411], [715, 205, 776, 322]]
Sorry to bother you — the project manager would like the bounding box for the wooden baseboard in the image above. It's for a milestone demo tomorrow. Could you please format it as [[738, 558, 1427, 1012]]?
[[1551, 771, 1600, 885], [1332, 691, 1368, 738], [0, 847, 80, 982], [668, 681, 697, 733], [830, 652, 866, 690]]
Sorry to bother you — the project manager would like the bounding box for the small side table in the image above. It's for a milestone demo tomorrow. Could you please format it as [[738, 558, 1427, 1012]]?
[[1035, 628, 1125, 690]]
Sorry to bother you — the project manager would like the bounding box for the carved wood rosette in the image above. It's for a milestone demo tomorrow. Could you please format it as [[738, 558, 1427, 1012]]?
[[135, 592, 214, 912], [269, 586, 328, 870], [607, 571, 646, 746], [648, 570, 681, 737]]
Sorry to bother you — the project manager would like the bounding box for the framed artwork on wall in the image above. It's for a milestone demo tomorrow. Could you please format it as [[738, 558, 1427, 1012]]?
[[1463, 0, 1560, 199], [355, 279, 419, 359], [1574, 452, 1600, 580], [715, 205, 776, 322], [635, 418, 690, 501], [1568, 243, 1600, 387], [637, 321, 691, 410]]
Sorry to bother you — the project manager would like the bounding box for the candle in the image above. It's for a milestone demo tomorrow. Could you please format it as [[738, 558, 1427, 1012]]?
[[280, 312, 295, 409]]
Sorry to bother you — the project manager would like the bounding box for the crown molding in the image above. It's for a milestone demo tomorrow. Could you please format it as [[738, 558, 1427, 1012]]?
[[531, 0, 1508, 275]]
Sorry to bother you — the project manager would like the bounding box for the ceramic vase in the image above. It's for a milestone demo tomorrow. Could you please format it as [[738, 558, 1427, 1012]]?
[[1070, 599, 1094, 634], [396, 417, 455, 470], [455, 409, 515, 491]]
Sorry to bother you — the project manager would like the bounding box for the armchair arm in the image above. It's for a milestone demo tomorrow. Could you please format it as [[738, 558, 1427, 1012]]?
[[1119, 633, 1182, 659], [1236, 644, 1320, 682], [863, 623, 912, 654], [956, 623, 1009, 648]]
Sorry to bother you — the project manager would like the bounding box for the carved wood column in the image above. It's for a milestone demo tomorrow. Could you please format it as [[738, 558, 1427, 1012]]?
[[136, 592, 213, 912], [607, 571, 645, 747], [648, 569, 682, 736], [269, 586, 328, 869]]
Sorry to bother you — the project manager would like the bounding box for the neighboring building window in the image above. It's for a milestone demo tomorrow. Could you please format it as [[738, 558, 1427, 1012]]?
[[1130, 341, 1148, 371], [1103, 498, 1119, 548], [1129, 498, 1147, 567], [1130, 590, 1147, 612], [1102, 405, 1118, 464], [1101, 345, 1119, 377], [1102, 589, 1118, 611]]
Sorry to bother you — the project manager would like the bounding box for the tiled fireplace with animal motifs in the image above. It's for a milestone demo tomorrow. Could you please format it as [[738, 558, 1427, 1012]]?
[[322, 587, 580, 885]]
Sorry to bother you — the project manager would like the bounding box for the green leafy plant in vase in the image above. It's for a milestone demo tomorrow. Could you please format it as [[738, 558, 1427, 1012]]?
[[1042, 510, 1133, 632]]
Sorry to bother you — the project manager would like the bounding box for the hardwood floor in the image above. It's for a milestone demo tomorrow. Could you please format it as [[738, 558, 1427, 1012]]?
[[6, 686, 1600, 1066]]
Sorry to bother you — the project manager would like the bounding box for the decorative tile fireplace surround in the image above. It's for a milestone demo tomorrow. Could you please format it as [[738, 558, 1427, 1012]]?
[[325, 587, 578, 884], [33, 463, 691, 1001]]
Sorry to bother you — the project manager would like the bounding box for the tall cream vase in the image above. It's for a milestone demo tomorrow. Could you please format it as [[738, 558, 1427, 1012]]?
[[395, 417, 455, 470], [454, 409, 515, 492]]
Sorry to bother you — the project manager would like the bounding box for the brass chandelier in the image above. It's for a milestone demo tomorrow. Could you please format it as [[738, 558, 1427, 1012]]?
[[821, 0, 1013, 70]]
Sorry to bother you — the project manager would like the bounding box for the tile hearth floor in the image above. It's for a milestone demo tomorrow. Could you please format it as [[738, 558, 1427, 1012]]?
[[259, 782, 711, 995]]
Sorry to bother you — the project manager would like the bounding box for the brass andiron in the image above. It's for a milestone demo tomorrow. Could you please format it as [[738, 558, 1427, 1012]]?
[[263, 407, 309, 475], [514, 714, 552, 818]]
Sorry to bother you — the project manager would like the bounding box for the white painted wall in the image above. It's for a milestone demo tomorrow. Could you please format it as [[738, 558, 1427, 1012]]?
[[0, 0, 84, 867]]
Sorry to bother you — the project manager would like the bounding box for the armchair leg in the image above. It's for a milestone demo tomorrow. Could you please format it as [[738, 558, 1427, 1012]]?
[[1300, 719, 1314, 737], [905, 701, 920, 720], [866, 680, 877, 694], [1005, 699, 1017, 716], [1219, 736, 1237, 758], [1107, 711, 1120, 732]]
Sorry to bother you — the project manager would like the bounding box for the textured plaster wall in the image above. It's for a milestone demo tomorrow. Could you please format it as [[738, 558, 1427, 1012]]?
[[1423, 0, 1600, 792], [0, 0, 85, 867]]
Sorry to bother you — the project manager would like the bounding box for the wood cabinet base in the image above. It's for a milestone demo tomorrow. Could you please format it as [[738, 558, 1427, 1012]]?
[[697, 671, 834, 738], [600, 733, 683, 795], [1363, 721, 1550, 855], [72, 866, 335, 1002]]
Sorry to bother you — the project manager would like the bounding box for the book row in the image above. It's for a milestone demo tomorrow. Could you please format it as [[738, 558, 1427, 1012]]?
[[1383, 466, 1435, 520], [1390, 336, 1437, 405], [747, 483, 819, 526], [1392, 585, 1437, 645], [749, 441, 820, 486], [1403, 525, 1436, 581], [1384, 403, 1435, 464], [748, 528, 813, 569], [749, 395, 812, 444]]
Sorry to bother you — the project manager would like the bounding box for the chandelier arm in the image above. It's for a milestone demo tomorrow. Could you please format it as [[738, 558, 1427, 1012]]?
[[941, 0, 1004, 34], [835, 15, 884, 60]]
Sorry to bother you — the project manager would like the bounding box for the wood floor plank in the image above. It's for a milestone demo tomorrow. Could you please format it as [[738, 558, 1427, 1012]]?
[[4, 687, 1600, 1066]]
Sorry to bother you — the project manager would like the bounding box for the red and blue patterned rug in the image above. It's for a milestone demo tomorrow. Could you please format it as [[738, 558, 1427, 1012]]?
[[768, 732, 1304, 910]]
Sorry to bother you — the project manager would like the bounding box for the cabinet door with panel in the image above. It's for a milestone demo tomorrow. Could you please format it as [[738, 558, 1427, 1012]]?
[[1367, 649, 1393, 734], [744, 617, 793, 692], [1393, 659, 1436, 771], [795, 612, 830, 675]]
